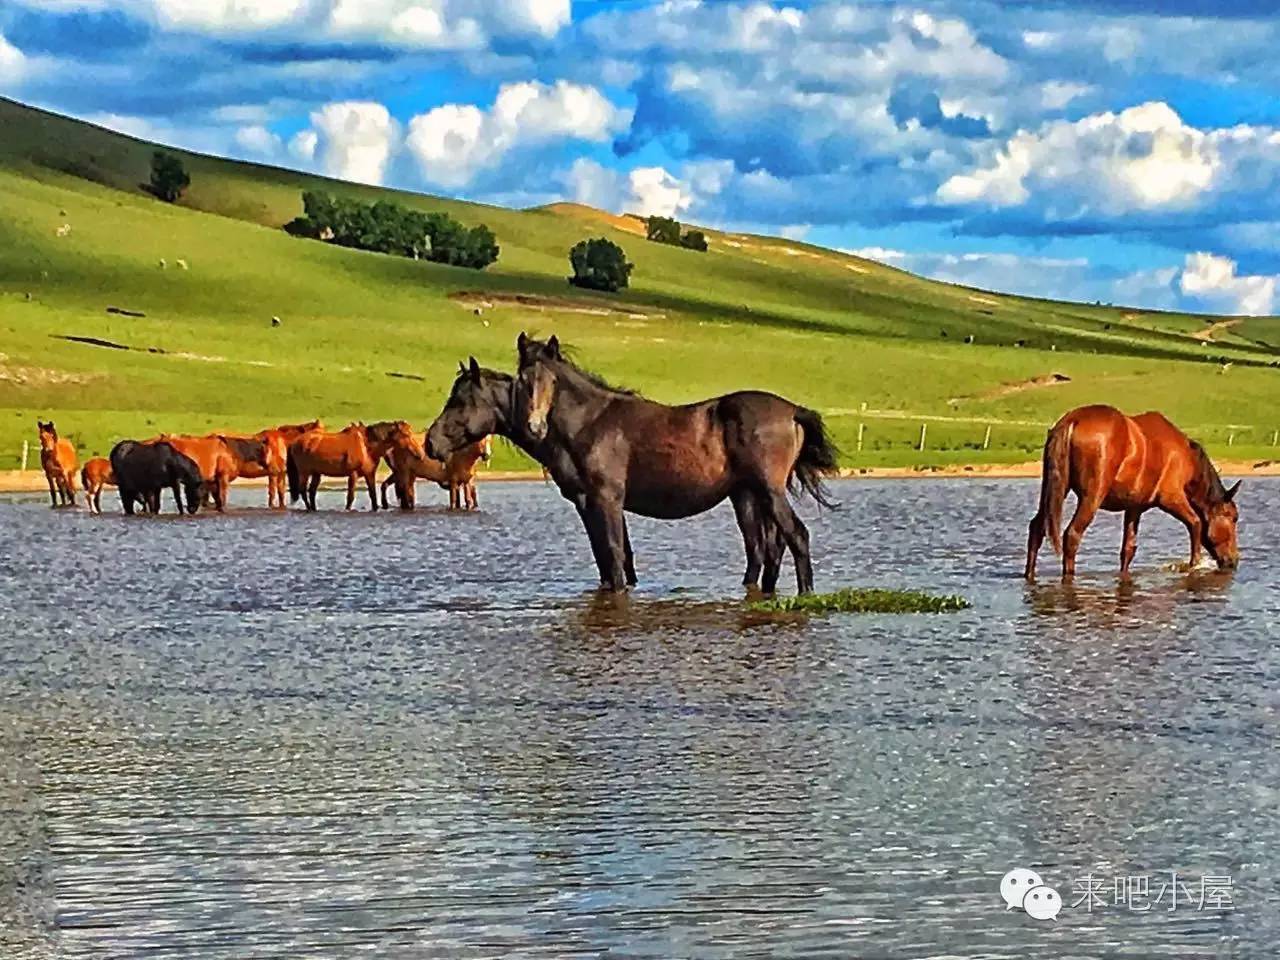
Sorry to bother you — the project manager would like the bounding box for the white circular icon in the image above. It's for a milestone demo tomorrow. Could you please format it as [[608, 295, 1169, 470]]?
[[1000, 868, 1044, 910], [1022, 884, 1062, 921]]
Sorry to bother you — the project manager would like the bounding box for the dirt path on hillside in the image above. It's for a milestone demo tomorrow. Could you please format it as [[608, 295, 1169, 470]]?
[[1192, 318, 1243, 341]]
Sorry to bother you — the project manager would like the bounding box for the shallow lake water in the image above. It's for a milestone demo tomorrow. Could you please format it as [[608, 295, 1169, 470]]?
[[1, 478, 1277, 958]]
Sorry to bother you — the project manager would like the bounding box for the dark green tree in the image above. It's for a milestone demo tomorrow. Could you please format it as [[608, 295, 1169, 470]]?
[[568, 237, 633, 292], [150, 151, 190, 203], [645, 215, 682, 245], [680, 229, 708, 252]]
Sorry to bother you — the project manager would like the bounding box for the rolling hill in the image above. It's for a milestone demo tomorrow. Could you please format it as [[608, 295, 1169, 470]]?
[[2, 95, 1279, 472]]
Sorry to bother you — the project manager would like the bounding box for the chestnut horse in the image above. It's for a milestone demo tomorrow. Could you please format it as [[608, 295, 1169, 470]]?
[[1025, 404, 1241, 580], [159, 435, 245, 512], [381, 434, 493, 510], [427, 336, 838, 593], [80, 457, 115, 514], [37, 420, 77, 507], [287, 421, 423, 511]]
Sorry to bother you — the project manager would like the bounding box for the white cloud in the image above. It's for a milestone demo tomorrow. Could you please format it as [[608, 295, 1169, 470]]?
[[234, 124, 283, 156], [562, 158, 729, 220], [627, 166, 692, 217], [307, 101, 399, 185], [289, 129, 318, 162], [0, 32, 27, 83], [1179, 252, 1277, 316], [938, 102, 1222, 213], [152, 0, 306, 32], [405, 80, 629, 188]]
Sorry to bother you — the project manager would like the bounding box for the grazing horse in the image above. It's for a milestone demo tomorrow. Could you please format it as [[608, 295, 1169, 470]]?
[[110, 440, 204, 515], [37, 420, 77, 507], [287, 421, 423, 511], [80, 457, 115, 514], [427, 336, 838, 593], [381, 434, 493, 510], [1025, 404, 1241, 580], [159, 435, 243, 512]]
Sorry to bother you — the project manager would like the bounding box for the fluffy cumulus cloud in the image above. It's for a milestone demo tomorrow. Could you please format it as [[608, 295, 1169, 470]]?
[[405, 80, 629, 188], [234, 123, 283, 156], [1178, 252, 1278, 316], [307, 101, 399, 184], [563, 157, 733, 218], [0, 32, 26, 83]]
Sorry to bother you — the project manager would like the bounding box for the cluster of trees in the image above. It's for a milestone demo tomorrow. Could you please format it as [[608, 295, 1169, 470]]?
[[645, 215, 708, 252], [150, 151, 190, 203], [569, 237, 634, 292], [286, 191, 499, 270]]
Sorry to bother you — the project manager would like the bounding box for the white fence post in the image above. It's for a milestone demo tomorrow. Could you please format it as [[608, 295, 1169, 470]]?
[[20, 440, 29, 472]]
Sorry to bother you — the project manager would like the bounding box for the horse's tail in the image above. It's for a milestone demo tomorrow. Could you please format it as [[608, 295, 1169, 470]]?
[[790, 407, 840, 509], [1038, 420, 1074, 556], [286, 448, 301, 503]]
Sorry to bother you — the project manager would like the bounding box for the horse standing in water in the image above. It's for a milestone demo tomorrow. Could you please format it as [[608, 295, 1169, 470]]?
[[381, 434, 493, 510], [287, 421, 423, 511], [159, 435, 247, 512], [80, 457, 115, 514], [1025, 404, 1241, 580], [427, 336, 838, 593], [37, 420, 77, 507]]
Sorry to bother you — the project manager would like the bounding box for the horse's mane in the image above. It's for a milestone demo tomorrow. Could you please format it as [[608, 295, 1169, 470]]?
[[551, 343, 640, 398], [1188, 440, 1229, 504]]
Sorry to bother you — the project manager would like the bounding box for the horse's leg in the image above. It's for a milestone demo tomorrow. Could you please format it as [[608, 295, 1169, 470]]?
[[365, 471, 378, 511], [46, 472, 57, 508], [1162, 495, 1204, 570], [66, 471, 76, 506], [468, 481, 479, 511], [586, 497, 630, 591], [761, 488, 814, 593], [731, 488, 765, 588], [1120, 509, 1142, 576], [345, 474, 356, 510], [1062, 489, 1104, 579], [760, 516, 785, 594], [1024, 514, 1046, 581], [307, 473, 320, 511], [449, 483, 459, 510], [380, 473, 393, 510], [572, 500, 611, 584]]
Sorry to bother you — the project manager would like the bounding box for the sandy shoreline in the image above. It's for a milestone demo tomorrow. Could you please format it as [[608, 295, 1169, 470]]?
[[4, 459, 1277, 494]]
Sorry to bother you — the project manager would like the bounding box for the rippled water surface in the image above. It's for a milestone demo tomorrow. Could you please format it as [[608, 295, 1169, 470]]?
[[2, 479, 1278, 958]]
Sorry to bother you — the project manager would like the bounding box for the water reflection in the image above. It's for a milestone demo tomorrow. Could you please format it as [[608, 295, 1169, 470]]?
[[0, 479, 1277, 958]]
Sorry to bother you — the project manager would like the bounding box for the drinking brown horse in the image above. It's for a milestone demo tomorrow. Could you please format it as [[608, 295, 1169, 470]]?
[[427, 336, 838, 594], [159, 435, 246, 512], [287, 421, 423, 511], [80, 457, 115, 514], [381, 434, 493, 510], [37, 420, 77, 507], [1025, 404, 1241, 580]]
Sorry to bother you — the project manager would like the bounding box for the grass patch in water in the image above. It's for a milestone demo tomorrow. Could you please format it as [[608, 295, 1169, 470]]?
[[747, 588, 971, 615]]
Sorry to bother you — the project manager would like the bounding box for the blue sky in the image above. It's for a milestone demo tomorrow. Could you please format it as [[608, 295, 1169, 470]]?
[[4, 0, 1280, 315]]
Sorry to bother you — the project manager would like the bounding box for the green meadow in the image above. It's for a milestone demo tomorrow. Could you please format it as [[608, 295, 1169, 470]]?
[[2, 96, 1279, 471]]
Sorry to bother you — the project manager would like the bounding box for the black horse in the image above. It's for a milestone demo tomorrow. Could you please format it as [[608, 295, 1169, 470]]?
[[427, 335, 838, 593], [110, 440, 204, 515]]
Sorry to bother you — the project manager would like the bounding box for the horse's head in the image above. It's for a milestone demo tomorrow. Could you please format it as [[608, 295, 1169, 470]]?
[[427, 358, 510, 460], [515, 332, 562, 441], [1201, 480, 1241, 570], [37, 420, 57, 450]]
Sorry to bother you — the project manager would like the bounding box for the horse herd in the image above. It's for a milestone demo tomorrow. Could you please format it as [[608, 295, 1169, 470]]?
[[36, 418, 494, 518], [34, 333, 1245, 593]]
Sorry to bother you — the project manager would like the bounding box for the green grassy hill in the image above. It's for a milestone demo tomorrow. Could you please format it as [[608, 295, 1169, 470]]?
[[2, 96, 1279, 471]]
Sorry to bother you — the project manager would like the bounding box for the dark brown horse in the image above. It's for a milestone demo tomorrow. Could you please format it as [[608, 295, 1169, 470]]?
[[1025, 404, 1241, 580], [427, 336, 838, 593]]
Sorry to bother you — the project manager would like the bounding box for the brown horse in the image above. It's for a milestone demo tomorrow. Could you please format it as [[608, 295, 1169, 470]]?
[[159, 435, 244, 512], [1025, 404, 1241, 580], [427, 336, 838, 594], [287, 421, 423, 511], [37, 420, 77, 507], [80, 457, 115, 514], [381, 434, 493, 510]]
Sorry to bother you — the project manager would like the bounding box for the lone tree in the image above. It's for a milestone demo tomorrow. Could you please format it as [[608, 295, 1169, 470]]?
[[568, 237, 633, 293], [680, 229, 708, 252], [150, 151, 190, 203], [645, 215, 682, 245]]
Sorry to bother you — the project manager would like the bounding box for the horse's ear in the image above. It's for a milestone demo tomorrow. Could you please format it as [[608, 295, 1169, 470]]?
[[468, 356, 481, 379], [517, 331, 529, 356], [1226, 479, 1242, 502], [547, 334, 561, 358]]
